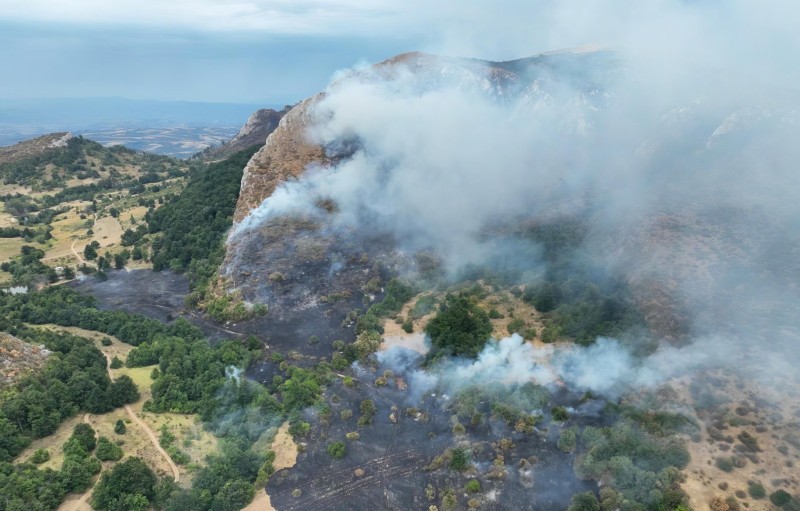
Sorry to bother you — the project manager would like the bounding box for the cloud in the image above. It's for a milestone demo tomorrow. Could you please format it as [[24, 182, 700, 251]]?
[[0, 0, 412, 35]]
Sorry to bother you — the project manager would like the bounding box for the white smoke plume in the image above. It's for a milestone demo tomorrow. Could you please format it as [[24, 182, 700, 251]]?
[[235, 1, 800, 398]]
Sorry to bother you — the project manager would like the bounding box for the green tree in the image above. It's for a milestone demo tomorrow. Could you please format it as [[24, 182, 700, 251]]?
[[83, 243, 98, 261], [70, 423, 97, 452], [210, 479, 256, 511], [96, 436, 124, 461], [567, 492, 600, 511], [91, 457, 157, 511], [326, 441, 346, 459], [110, 375, 140, 407], [425, 294, 492, 358]]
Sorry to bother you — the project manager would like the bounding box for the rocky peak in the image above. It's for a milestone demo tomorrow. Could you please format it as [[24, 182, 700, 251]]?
[[0, 132, 73, 164], [230, 49, 615, 224], [198, 106, 292, 160]]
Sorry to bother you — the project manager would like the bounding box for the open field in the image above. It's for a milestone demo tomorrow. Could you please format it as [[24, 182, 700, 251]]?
[[675, 372, 800, 510], [0, 237, 27, 261], [244, 421, 298, 511], [28, 324, 220, 488]]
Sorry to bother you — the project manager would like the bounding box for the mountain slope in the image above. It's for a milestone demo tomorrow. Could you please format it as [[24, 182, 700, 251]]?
[[197, 106, 292, 161]]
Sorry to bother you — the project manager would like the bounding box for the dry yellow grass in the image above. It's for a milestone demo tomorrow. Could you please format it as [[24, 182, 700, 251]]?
[[675, 372, 800, 510], [16, 414, 85, 471], [43, 206, 93, 263], [33, 324, 220, 486], [244, 422, 297, 511], [0, 237, 27, 262], [119, 206, 148, 227], [92, 216, 122, 248]]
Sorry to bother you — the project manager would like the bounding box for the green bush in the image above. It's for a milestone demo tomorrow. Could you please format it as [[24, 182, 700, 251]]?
[[715, 456, 734, 472], [551, 406, 569, 422], [96, 436, 124, 461], [327, 441, 346, 459], [464, 479, 481, 493], [487, 308, 504, 319], [770, 490, 792, 507], [30, 448, 50, 464], [449, 448, 469, 471], [426, 294, 492, 358], [557, 428, 577, 453], [507, 318, 525, 334], [749, 481, 766, 499]]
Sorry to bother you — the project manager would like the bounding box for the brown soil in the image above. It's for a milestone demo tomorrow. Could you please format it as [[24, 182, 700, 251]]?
[[243, 421, 298, 511], [675, 372, 800, 510]]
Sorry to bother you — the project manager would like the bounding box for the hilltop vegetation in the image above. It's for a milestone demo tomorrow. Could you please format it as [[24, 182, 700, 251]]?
[[0, 135, 184, 191], [0, 133, 193, 285], [147, 145, 261, 293]]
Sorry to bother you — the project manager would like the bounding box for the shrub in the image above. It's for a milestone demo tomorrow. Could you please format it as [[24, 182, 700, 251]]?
[[748, 481, 766, 499], [770, 490, 792, 507], [551, 406, 569, 422], [450, 448, 469, 471], [507, 318, 525, 334], [30, 448, 50, 464], [114, 419, 127, 435], [327, 441, 346, 459], [715, 456, 734, 472], [465, 480, 481, 493], [95, 436, 123, 461], [557, 428, 577, 453], [110, 356, 123, 369]]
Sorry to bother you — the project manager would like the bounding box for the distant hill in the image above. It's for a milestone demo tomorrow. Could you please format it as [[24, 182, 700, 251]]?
[[0, 133, 184, 192], [194, 105, 292, 160], [0, 97, 280, 157]]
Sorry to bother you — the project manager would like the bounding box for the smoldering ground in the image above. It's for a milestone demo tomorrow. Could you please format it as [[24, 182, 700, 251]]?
[[227, 3, 800, 505], [229, 1, 800, 395]]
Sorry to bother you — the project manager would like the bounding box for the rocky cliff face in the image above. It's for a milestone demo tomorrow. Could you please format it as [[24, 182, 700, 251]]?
[[231, 50, 617, 224], [232, 99, 328, 222], [223, 48, 800, 341], [0, 332, 50, 390], [198, 106, 291, 161]]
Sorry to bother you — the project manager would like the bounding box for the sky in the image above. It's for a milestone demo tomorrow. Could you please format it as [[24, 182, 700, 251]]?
[[0, 0, 616, 105], [2, 1, 798, 105]]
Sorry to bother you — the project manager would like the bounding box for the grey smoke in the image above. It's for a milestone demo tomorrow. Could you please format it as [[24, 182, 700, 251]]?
[[233, 1, 800, 397]]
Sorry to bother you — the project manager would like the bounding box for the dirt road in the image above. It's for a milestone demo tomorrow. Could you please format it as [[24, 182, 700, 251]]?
[[101, 353, 180, 482]]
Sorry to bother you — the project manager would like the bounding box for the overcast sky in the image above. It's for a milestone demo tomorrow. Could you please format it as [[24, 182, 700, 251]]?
[[1, 1, 798, 104], [0, 0, 610, 104]]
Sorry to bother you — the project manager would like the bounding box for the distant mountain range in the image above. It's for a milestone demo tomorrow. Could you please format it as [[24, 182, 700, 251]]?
[[0, 97, 283, 157]]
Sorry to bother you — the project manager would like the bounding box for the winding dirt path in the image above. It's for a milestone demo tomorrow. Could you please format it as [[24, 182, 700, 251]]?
[[101, 353, 180, 482], [64, 355, 182, 510], [71, 240, 86, 264]]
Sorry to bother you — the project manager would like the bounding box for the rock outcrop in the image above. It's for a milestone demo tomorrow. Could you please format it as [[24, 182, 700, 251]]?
[[0, 132, 73, 163], [198, 106, 292, 161], [0, 332, 50, 389]]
